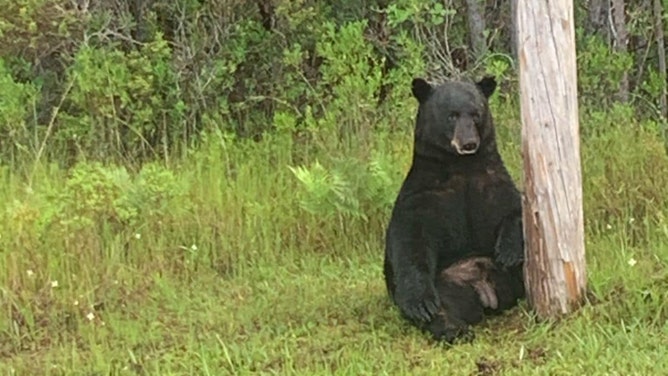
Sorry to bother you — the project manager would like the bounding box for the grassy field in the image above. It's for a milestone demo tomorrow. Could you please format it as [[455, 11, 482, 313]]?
[[3, 99, 668, 375]]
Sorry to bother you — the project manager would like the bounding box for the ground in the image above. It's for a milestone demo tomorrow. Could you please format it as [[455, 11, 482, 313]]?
[[3, 113, 668, 375], [3, 244, 668, 375]]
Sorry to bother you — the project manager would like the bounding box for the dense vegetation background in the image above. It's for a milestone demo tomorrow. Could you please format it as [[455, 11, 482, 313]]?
[[2, 0, 668, 374]]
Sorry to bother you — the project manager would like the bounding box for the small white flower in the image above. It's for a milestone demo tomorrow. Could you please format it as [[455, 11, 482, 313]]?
[[629, 217, 636, 224], [51, 280, 59, 288], [606, 224, 612, 230], [628, 258, 637, 267], [86, 312, 95, 321], [190, 244, 198, 251], [134, 233, 141, 239], [73, 300, 79, 306], [26, 270, 35, 277]]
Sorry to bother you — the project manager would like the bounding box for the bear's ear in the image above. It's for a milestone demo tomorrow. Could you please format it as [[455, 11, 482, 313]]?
[[411, 78, 433, 103], [476, 76, 497, 99]]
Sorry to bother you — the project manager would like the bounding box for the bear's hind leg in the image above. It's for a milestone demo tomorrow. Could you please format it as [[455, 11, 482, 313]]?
[[423, 262, 491, 343]]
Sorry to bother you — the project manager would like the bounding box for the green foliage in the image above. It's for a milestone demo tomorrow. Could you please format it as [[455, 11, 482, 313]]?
[[311, 21, 385, 146], [386, 0, 467, 78], [60, 35, 182, 161], [289, 151, 403, 221], [483, 53, 514, 80], [0, 0, 663, 163], [0, 0, 83, 60], [1, 161, 189, 259], [576, 33, 634, 107], [118, 163, 188, 223], [0, 58, 39, 161], [582, 105, 668, 244], [55, 162, 126, 231], [290, 161, 364, 219], [386, 0, 454, 28]]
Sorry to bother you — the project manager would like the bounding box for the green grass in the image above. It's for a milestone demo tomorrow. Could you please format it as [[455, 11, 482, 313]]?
[[3, 106, 668, 375]]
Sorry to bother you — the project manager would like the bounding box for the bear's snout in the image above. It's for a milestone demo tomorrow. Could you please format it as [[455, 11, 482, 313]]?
[[451, 122, 480, 155]]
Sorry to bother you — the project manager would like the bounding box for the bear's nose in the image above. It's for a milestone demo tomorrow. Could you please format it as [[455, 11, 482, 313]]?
[[462, 142, 479, 152]]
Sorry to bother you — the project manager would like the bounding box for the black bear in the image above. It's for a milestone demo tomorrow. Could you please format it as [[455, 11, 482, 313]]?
[[384, 76, 525, 342]]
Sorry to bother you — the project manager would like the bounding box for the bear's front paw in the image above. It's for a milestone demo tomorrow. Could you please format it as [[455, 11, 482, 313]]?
[[494, 249, 523, 268], [398, 289, 441, 323], [425, 313, 473, 344], [494, 214, 524, 268]]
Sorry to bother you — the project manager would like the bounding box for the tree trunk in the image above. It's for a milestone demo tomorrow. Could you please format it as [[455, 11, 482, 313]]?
[[517, 0, 588, 318], [611, 0, 629, 102], [587, 0, 611, 42], [510, 0, 518, 60], [654, 0, 667, 118], [465, 0, 487, 59]]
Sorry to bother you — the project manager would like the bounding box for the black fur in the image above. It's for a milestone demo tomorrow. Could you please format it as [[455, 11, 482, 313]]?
[[384, 76, 525, 342]]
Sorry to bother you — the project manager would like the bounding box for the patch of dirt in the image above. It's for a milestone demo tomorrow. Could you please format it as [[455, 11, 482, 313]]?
[[507, 346, 549, 369], [475, 357, 502, 376], [474, 346, 548, 375], [479, 307, 530, 335], [528, 346, 547, 364]]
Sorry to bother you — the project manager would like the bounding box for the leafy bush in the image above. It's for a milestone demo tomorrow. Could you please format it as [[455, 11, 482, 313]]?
[[0, 0, 664, 164], [0, 59, 40, 162], [59, 36, 183, 161]]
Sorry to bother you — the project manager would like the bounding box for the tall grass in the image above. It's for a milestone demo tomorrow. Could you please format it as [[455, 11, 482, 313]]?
[[3, 96, 668, 374]]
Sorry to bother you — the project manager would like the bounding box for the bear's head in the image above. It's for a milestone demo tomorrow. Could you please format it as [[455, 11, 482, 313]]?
[[411, 76, 497, 159]]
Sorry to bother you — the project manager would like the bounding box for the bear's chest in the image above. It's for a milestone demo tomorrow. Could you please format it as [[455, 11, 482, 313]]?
[[435, 168, 515, 208], [431, 168, 519, 256]]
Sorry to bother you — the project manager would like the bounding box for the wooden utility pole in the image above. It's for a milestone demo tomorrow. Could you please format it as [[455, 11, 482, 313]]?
[[517, 0, 587, 318]]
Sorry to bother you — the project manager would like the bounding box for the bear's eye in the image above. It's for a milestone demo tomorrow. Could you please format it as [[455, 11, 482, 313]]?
[[471, 113, 481, 123]]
